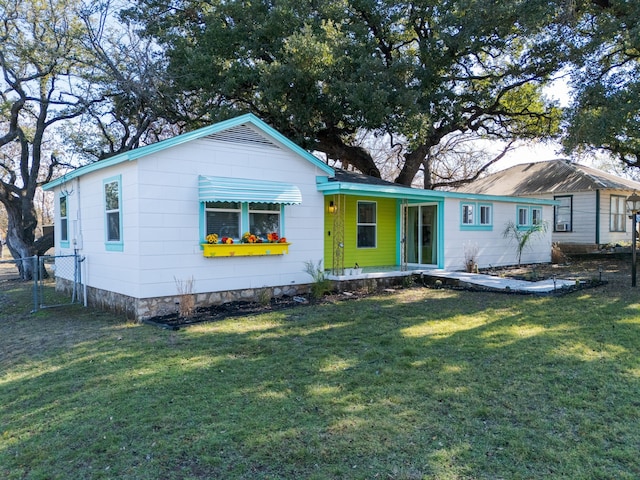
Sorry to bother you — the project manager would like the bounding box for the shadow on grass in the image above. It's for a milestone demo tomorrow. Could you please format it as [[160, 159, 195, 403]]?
[[2, 282, 640, 479]]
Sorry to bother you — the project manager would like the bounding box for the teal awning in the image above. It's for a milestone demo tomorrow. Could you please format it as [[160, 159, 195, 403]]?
[[198, 175, 302, 204]]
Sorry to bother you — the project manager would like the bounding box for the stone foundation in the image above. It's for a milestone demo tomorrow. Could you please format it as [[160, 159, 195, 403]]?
[[58, 275, 413, 321]]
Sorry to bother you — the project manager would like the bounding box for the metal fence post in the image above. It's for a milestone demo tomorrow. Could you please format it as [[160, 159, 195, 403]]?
[[32, 255, 39, 313]]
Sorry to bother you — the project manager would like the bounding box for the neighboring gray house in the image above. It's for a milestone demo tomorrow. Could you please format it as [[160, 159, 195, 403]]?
[[457, 159, 640, 251]]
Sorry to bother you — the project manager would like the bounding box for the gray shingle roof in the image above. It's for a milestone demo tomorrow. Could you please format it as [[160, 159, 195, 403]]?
[[457, 159, 640, 196]]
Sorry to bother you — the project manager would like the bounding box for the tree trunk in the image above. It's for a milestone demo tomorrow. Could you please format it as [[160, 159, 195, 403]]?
[[2, 198, 39, 280], [395, 145, 431, 186]]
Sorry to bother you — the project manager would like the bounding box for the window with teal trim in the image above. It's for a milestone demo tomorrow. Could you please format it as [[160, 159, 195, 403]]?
[[59, 195, 69, 246], [462, 204, 474, 225], [479, 204, 492, 225], [517, 206, 529, 227], [532, 207, 542, 225], [206, 202, 241, 238], [249, 203, 280, 237], [460, 202, 492, 230], [516, 205, 543, 229], [104, 176, 123, 250], [204, 201, 282, 241]]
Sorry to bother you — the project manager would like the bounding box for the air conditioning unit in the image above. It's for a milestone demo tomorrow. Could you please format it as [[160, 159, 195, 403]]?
[[555, 223, 569, 232]]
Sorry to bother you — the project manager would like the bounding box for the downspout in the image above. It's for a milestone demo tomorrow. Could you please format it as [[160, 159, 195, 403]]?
[[74, 177, 87, 307], [595, 190, 600, 246]]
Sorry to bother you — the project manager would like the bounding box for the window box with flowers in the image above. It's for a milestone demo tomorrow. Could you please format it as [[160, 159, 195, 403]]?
[[201, 232, 290, 257]]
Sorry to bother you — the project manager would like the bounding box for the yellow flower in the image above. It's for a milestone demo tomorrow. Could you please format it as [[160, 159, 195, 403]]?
[[206, 233, 219, 244]]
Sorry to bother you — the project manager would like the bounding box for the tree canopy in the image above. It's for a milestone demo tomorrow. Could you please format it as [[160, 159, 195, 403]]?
[[0, 0, 172, 277], [125, 0, 566, 186], [563, 0, 640, 167]]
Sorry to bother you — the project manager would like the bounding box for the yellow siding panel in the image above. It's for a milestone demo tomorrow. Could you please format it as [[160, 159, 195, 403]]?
[[324, 196, 397, 268]]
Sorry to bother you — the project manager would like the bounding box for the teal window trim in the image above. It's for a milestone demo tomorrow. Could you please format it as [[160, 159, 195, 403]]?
[[479, 203, 493, 226], [241, 203, 250, 233], [460, 202, 475, 226], [200, 201, 285, 246], [103, 175, 123, 252], [516, 205, 543, 231], [59, 194, 70, 248], [460, 201, 493, 231], [531, 207, 543, 226]]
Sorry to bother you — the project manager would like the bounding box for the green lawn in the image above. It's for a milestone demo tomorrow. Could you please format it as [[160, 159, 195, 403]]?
[[1, 282, 640, 479]]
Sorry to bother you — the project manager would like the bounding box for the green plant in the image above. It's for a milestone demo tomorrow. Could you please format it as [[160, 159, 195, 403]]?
[[502, 220, 548, 266], [303, 259, 332, 300]]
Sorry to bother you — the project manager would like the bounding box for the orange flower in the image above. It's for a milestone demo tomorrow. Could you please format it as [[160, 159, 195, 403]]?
[[267, 232, 279, 242], [278, 237, 287, 243]]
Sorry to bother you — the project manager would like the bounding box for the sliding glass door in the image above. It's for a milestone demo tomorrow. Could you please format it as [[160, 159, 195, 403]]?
[[405, 204, 437, 265]]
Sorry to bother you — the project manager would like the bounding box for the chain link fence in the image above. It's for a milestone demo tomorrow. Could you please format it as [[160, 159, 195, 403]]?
[[0, 254, 84, 312], [36, 254, 84, 311]]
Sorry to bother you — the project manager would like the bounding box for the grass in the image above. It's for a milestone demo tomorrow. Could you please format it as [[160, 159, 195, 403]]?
[[2, 281, 640, 479]]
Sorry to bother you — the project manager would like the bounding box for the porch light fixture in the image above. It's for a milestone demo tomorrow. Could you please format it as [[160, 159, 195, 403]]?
[[328, 200, 337, 214], [626, 191, 640, 287]]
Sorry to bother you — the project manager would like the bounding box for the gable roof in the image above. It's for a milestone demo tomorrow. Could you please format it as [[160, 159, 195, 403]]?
[[457, 159, 640, 196], [43, 114, 334, 191]]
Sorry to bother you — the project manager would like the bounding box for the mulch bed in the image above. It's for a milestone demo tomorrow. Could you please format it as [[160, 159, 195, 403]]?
[[143, 290, 383, 330], [123, 254, 640, 329]]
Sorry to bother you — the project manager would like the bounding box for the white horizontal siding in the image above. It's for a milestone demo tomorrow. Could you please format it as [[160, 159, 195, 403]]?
[[58, 131, 328, 300], [442, 200, 552, 270]]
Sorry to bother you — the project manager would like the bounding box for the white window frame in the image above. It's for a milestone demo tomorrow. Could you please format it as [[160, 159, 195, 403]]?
[[60, 195, 69, 247], [205, 201, 242, 239], [479, 204, 492, 226], [357, 201, 377, 249], [517, 206, 529, 227], [103, 176, 123, 251], [532, 207, 543, 226], [462, 203, 474, 225], [248, 203, 281, 237], [610, 195, 626, 232]]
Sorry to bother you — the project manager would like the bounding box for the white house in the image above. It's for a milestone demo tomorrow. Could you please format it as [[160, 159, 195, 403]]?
[[44, 114, 556, 320], [457, 159, 640, 251]]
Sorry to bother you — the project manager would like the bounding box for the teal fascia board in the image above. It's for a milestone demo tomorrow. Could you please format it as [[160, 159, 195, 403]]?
[[317, 181, 559, 206], [43, 113, 334, 191], [199, 175, 303, 204]]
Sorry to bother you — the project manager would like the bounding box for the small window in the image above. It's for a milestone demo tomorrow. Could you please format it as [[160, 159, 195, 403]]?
[[554, 196, 572, 232], [462, 204, 474, 225], [532, 208, 542, 225], [206, 201, 241, 239], [60, 195, 69, 243], [357, 201, 376, 248], [249, 203, 281, 237], [479, 205, 492, 225], [610, 195, 626, 232], [517, 207, 529, 227], [104, 179, 121, 243]]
